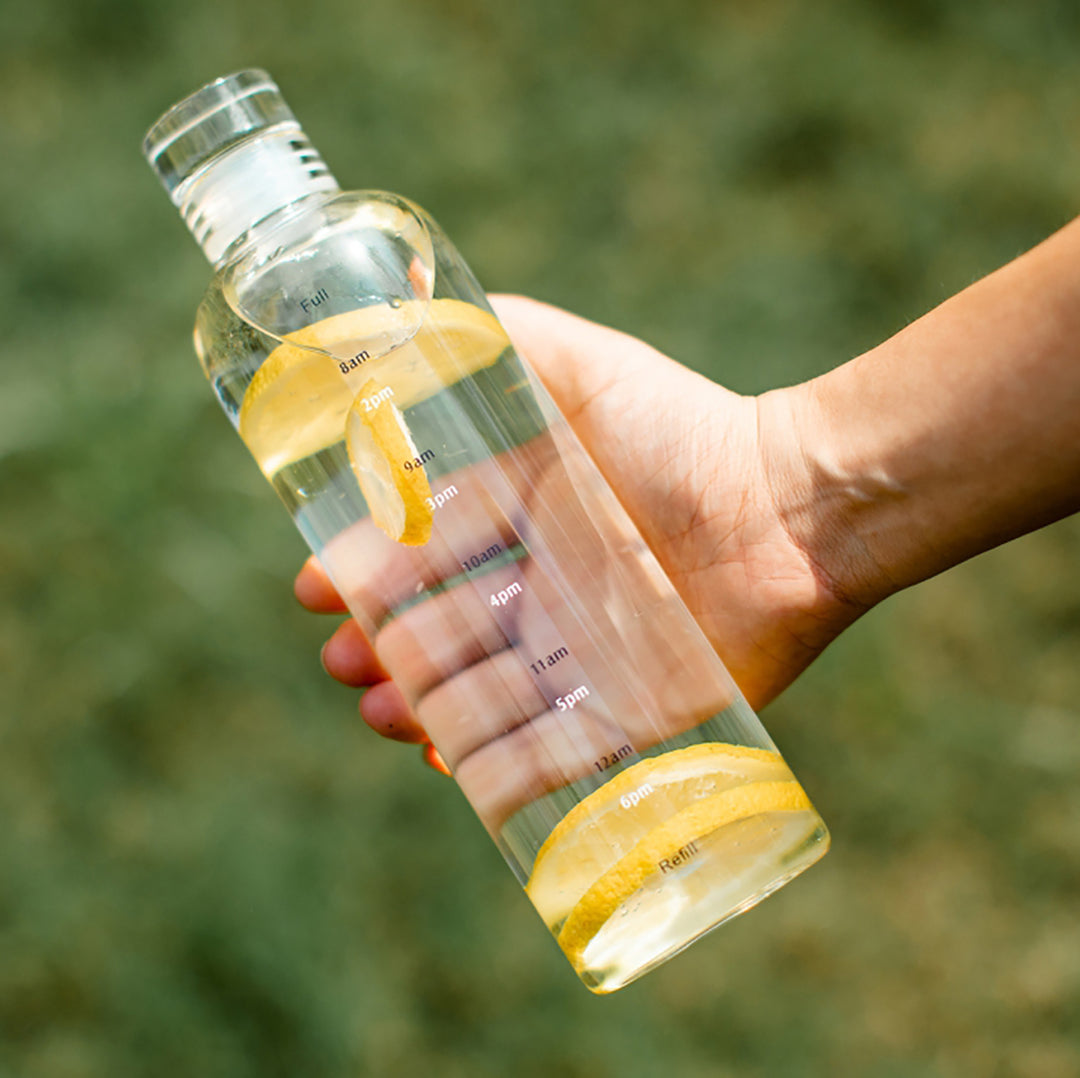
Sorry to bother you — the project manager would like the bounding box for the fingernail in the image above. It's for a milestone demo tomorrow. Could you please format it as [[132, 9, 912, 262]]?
[[422, 742, 452, 776]]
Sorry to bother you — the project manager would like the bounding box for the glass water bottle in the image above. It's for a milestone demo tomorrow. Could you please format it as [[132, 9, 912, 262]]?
[[142, 70, 829, 993]]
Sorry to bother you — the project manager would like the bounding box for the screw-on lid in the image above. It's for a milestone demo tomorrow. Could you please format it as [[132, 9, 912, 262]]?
[[143, 70, 340, 264]]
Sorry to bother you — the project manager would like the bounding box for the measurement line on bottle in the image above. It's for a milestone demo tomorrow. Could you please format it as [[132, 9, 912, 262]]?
[[489, 580, 523, 607], [403, 449, 435, 471], [425, 484, 458, 511], [555, 685, 590, 712], [337, 350, 370, 374], [462, 542, 503, 572], [358, 385, 395, 411], [530, 646, 569, 674], [593, 743, 633, 773]]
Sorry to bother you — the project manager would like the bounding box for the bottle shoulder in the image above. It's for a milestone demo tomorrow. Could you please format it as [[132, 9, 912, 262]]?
[[193, 189, 441, 408], [215, 189, 435, 285], [191, 187, 488, 423]]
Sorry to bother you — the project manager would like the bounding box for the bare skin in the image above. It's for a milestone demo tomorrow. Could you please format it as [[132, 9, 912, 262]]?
[[297, 217, 1080, 767]]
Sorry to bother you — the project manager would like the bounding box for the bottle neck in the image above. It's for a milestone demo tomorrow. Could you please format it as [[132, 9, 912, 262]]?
[[170, 122, 341, 267]]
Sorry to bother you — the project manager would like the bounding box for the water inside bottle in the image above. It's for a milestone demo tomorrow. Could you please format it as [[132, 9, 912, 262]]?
[[204, 288, 828, 991]]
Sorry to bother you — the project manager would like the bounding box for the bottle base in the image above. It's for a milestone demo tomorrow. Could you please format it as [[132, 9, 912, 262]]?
[[570, 815, 829, 994]]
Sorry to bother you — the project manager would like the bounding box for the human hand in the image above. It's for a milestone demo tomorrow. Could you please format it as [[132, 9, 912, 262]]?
[[295, 295, 871, 767]]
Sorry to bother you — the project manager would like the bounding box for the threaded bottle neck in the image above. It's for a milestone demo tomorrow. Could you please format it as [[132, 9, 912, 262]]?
[[142, 70, 340, 266]]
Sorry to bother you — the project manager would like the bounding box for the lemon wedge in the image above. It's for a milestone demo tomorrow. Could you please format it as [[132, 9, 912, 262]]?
[[526, 743, 792, 932], [346, 377, 434, 546], [238, 298, 511, 477]]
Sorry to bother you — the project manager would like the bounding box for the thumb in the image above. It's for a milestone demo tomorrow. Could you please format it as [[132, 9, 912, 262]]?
[[488, 294, 660, 424]]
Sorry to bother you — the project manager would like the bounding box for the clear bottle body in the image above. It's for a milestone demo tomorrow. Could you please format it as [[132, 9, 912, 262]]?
[[194, 189, 828, 992]]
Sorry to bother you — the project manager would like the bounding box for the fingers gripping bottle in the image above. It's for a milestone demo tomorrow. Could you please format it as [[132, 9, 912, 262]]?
[[143, 70, 829, 993]]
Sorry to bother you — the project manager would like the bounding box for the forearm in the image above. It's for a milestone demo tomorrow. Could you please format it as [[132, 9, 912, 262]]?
[[769, 215, 1080, 608]]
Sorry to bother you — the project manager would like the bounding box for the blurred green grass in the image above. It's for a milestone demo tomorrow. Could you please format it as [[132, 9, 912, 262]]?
[[2, 0, 1080, 1075]]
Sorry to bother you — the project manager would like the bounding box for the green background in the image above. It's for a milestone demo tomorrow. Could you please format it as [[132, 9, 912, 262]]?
[[2, 1, 1079, 1075]]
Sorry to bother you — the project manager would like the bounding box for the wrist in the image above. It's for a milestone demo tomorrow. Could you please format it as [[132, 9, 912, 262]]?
[[756, 215, 1080, 631], [754, 379, 904, 618]]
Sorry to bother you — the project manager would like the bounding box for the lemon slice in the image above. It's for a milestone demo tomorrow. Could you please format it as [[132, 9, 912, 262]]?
[[346, 377, 434, 546], [526, 743, 791, 932], [556, 779, 813, 963], [291, 299, 511, 408], [239, 348, 350, 477], [238, 298, 511, 476]]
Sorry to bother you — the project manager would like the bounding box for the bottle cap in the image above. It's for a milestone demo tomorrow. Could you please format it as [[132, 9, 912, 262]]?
[[142, 70, 340, 264]]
